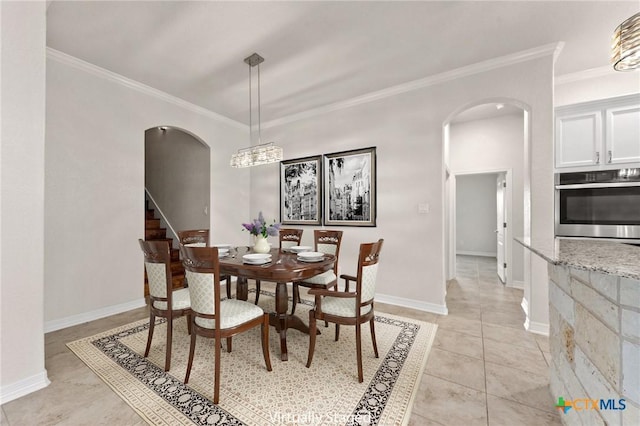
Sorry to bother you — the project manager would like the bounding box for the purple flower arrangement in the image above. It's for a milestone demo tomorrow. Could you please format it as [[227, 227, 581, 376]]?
[[242, 211, 281, 238]]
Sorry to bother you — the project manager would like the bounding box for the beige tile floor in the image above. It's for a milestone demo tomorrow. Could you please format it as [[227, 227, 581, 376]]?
[[1, 255, 561, 425]]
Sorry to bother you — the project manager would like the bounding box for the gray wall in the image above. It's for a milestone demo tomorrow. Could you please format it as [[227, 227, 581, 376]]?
[[456, 174, 498, 256], [145, 127, 210, 234]]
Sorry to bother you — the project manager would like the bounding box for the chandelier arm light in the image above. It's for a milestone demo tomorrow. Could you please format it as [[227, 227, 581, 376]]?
[[612, 12, 640, 71], [230, 53, 284, 168]]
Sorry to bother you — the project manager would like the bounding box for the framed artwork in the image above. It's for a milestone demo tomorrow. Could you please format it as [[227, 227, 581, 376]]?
[[323, 147, 376, 227], [280, 155, 322, 225]]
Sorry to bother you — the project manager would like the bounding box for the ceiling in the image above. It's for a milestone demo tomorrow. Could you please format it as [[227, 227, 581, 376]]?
[[46, 1, 639, 126]]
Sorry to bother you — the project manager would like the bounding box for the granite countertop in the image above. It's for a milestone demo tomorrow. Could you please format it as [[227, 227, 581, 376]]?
[[515, 237, 640, 280]]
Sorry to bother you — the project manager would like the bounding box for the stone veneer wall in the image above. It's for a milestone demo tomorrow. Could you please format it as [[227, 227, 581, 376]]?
[[548, 264, 640, 425]]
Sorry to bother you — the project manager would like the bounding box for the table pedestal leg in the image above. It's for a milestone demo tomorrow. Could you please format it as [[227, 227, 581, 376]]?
[[267, 282, 314, 361], [236, 277, 248, 301]]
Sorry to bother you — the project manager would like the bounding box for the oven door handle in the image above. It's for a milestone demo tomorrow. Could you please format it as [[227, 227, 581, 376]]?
[[555, 182, 640, 189]]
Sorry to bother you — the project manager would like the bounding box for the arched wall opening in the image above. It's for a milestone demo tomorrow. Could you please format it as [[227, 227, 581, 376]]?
[[443, 98, 531, 323], [144, 126, 211, 244]]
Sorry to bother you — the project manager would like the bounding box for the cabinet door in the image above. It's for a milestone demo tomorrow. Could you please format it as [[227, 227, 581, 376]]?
[[606, 105, 640, 165], [555, 112, 602, 168]]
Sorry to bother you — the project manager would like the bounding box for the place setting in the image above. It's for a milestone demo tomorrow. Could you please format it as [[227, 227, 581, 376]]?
[[295, 251, 325, 263], [242, 253, 272, 265], [286, 245, 312, 254], [211, 243, 231, 258]]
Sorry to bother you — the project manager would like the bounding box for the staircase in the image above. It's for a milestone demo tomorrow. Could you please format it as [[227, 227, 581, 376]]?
[[144, 201, 186, 296]]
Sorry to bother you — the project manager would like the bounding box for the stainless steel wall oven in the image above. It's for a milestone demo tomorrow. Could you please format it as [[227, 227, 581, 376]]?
[[555, 168, 640, 241]]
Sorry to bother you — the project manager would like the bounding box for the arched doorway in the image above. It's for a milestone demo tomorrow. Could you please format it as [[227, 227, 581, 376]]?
[[144, 126, 211, 242], [443, 99, 531, 325]]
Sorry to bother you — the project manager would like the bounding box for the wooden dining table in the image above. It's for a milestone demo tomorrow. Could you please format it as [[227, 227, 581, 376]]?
[[218, 246, 335, 361]]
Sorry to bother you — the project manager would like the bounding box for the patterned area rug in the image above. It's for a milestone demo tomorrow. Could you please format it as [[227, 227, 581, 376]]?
[[67, 290, 437, 425]]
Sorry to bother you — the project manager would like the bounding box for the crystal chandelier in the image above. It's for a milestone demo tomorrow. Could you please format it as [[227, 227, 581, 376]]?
[[230, 53, 283, 168], [611, 12, 640, 71]]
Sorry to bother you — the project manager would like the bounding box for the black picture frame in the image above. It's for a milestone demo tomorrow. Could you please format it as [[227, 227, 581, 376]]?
[[323, 147, 376, 227], [280, 155, 322, 225]]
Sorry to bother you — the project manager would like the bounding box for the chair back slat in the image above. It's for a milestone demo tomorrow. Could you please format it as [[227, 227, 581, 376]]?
[[185, 270, 216, 315], [279, 228, 303, 249], [178, 229, 210, 247], [356, 239, 384, 306], [145, 262, 169, 298], [314, 230, 343, 273], [180, 245, 221, 323], [360, 263, 379, 302], [139, 239, 172, 301]]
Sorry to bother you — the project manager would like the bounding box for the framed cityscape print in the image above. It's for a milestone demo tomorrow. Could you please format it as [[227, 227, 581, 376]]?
[[280, 156, 322, 225], [323, 147, 376, 227]]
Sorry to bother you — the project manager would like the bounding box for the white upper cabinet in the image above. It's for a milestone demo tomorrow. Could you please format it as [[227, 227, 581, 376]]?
[[556, 111, 602, 168], [606, 104, 640, 164], [555, 94, 640, 170]]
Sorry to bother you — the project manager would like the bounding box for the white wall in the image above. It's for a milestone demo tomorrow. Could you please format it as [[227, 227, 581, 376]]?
[[0, 1, 49, 403], [145, 127, 210, 234], [456, 174, 498, 257], [450, 113, 525, 283], [44, 53, 249, 330], [555, 68, 640, 106], [251, 54, 555, 318]]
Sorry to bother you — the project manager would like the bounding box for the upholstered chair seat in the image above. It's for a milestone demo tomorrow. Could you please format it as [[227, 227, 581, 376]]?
[[302, 270, 337, 285], [291, 230, 343, 315], [318, 296, 372, 318], [152, 287, 191, 310], [194, 300, 265, 330]]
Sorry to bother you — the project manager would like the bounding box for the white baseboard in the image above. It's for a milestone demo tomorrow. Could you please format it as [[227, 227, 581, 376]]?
[[509, 280, 525, 290], [524, 317, 550, 336], [520, 297, 529, 315], [456, 250, 497, 257], [0, 370, 50, 405], [44, 298, 147, 333], [376, 293, 448, 316]]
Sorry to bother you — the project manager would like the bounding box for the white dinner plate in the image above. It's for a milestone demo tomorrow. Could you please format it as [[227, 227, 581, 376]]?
[[289, 245, 312, 253], [242, 253, 272, 264], [297, 256, 325, 263], [297, 251, 324, 259]]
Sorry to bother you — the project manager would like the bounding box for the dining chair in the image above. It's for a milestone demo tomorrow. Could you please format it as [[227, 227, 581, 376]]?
[[306, 239, 384, 383], [138, 239, 192, 372], [180, 245, 272, 404], [254, 228, 303, 305], [290, 230, 343, 315], [177, 229, 234, 300]]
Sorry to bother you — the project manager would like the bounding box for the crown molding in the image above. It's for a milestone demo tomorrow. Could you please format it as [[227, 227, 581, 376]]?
[[46, 48, 246, 130], [555, 65, 617, 85], [262, 42, 562, 129]]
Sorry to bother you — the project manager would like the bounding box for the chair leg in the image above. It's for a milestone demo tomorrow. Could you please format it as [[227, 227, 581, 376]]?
[[186, 314, 192, 335], [165, 316, 173, 371], [306, 310, 318, 368], [144, 313, 155, 357], [370, 318, 379, 358], [261, 313, 272, 371], [290, 284, 299, 315], [254, 280, 261, 305], [184, 321, 197, 384], [226, 337, 232, 353], [335, 324, 340, 341], [356, 324, 363, 383], [213, 334, 221, 405], [226, 276, 232, 299]]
